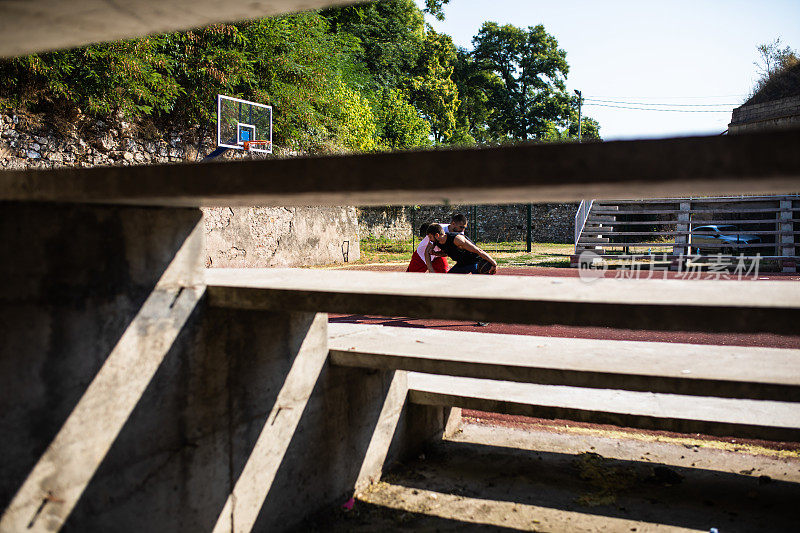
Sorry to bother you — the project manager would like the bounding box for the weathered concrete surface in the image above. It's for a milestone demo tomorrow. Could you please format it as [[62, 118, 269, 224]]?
[[328, 323, 800, 401], [203, 205, 360, 268], [0, 203, 205, 531], [2, 129, 800, 207], [206, 268, 800, 334], [315, 421, 800, 532], [408, 374, 800, 442], [0, 203, 440, 532], [0, 0, 367, 58], [52, 307, 405, 533], [0, 112, 361, 269]]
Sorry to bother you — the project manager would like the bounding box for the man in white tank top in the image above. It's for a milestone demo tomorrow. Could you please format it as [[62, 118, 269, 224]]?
[[405, 213, 467, 273]]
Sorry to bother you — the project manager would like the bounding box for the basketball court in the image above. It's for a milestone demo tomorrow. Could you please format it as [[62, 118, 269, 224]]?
[[330, 263, 800, 349]]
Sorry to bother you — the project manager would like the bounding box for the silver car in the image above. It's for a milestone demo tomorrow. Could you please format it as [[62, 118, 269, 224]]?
[[690, 224, 761, 254]]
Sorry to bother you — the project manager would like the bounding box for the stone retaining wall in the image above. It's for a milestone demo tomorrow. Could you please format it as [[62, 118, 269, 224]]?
[[0, 111, 359, 266], [359, 203, 578, 244], [729, 95, 800, 133]]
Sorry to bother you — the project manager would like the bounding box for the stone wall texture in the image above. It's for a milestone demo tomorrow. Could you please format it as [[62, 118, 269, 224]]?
[[729, 95, 800, 134], [203, 206, 359, 267], [359, 203, 579, 244], [0, 111, 359, 266]]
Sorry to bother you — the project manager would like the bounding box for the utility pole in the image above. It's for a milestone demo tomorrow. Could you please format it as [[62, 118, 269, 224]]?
[[574, 89, 582, 143], [526, 204, 532, 253]]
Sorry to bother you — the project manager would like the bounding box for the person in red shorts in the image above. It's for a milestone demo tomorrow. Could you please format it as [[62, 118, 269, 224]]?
[[405, 213, 468, 273], [424, 223, 497, 275]]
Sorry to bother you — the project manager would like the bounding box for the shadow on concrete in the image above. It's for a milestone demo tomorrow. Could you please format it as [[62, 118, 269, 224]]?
[[61, 300, 234, 532], [387, 438, 800, 532], [64, 305, 408, 532], [250, 362, 399, 531], [295, 500, 525, 532], [2, 204, 439, 531], [0, 204, 201, 527]]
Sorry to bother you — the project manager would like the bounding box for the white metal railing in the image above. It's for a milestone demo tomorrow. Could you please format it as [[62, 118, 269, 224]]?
[[574, 199, 594, 252]]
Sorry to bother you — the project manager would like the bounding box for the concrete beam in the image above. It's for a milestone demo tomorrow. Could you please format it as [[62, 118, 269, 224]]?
[[408, 374, 800, 442], [2, 129, 800, 207], [328, 324, 800, 401], [0, 0, 367, 58], [206, 268, 800, 334]]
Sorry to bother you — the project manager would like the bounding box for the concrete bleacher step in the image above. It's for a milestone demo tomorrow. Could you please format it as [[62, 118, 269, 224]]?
[[328, 323, 800, 401], [205, 268, 800, 335], [407, 374, 800, 442], [581, 226, 612, 233], [586, 216, 617, 223], [574, 248, 605, 256], [577, 237, 610, 243]]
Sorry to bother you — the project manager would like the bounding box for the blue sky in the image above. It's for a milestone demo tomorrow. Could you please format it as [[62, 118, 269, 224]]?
[[414, 0, 800, 140]]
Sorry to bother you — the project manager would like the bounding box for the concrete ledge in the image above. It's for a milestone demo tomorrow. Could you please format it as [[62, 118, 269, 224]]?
[[408, 374, 800, 442], [206, 268, 800, 334], [2, 129, 800, 206], [0, 0, 364, 57], [328, 323, 800, 401]]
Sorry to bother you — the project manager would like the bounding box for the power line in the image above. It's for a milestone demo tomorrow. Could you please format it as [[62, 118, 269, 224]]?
[[584, 98, 740, 107], [583, 103, 733, 113], [580, 94, 747, 99]]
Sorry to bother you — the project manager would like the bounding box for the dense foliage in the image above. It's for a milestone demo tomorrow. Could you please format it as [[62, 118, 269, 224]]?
[[0, 0, 600, 152]]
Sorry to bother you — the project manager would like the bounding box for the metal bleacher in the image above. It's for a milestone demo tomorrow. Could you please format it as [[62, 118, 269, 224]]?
[[573, 195, 800, 271]]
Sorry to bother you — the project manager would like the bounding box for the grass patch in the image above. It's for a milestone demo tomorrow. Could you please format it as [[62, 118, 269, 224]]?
[[354, 239, 574, 268], [359, 236, 414, 264], [495, 243, 573, 268]]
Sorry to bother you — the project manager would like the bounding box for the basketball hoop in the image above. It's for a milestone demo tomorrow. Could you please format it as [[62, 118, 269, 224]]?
[[242, 140, 272, 152], [217, 95, 273, 154]]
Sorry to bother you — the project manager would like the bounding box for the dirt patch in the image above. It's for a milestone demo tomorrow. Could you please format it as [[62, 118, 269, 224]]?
[[310, 421, 800, 532]]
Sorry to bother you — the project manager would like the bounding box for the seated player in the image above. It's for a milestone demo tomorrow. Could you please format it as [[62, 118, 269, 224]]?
[[405, 213, 468, 273], [425, 223, 497, 275]]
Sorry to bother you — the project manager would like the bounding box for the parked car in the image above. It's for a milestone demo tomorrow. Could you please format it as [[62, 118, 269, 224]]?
[[690, 224, 761, 254]]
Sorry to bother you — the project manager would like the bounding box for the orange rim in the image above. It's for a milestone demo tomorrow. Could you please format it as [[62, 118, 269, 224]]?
[[243, 140, 271, 151]]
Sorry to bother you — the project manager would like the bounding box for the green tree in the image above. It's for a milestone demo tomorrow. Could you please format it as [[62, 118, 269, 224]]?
[[160, 23, 251, 136], [376, 88, 431, 149], [451, 48, 501, 143], [322, 1, 462, 147], [335, 83, 378, 151], [423, 0, 451, 21], [472, 22, 571, 141], [405, 28, 459, 143], [322, 0, 425, 90], [0, 37, 180, 118], [1, 4, 600, 152], [242, 13, 363, 149]]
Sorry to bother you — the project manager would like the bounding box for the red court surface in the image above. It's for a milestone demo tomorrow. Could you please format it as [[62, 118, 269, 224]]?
[[329, 263, 800, 349]]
